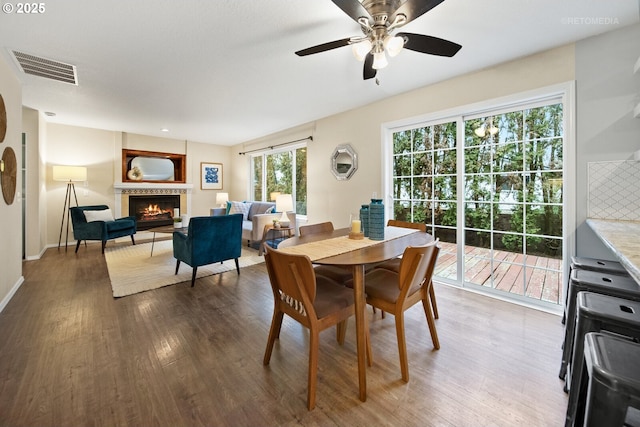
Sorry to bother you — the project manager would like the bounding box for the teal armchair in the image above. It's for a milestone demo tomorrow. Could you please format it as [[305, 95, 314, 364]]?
[[173, 214, 243, 287], [70, 205, 136, 254]]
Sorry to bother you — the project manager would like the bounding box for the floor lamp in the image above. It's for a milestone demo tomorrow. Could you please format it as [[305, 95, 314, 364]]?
[[53, 165, 87, 251]]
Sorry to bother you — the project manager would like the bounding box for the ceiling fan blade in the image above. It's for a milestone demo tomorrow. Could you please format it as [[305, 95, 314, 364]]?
[[391, 0, 445, 24], [398, 32, 461, 57], [295, 38, 351, 56], [363, 53, 376, 80], [331, 0, 372, 23]]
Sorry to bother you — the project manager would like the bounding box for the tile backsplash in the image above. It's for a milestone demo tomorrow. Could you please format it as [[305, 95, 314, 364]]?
[[588, 160, 640, 221]]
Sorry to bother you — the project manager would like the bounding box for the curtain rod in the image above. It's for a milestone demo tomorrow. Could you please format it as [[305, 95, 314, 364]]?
[[238, 136, 313, 155]]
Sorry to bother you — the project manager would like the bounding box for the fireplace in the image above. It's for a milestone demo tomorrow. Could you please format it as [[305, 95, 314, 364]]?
[[129, 195, 180, 230]]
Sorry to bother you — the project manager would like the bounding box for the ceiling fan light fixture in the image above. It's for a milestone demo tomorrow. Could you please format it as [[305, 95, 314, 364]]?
[[372, 51, 388, 70], [384, 35, 404, 57], [352, 39, 373, 61]]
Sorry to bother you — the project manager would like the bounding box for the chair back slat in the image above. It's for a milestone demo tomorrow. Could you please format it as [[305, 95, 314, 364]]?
[[299, 222, 334, 237], [387, 219, 427, 232]]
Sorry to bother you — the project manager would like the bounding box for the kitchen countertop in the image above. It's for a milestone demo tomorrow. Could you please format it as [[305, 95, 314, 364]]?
[[586, 218, 640, 284]]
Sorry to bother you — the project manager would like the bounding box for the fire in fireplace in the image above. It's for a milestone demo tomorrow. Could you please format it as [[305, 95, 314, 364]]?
[[129, 195, 180, 230]]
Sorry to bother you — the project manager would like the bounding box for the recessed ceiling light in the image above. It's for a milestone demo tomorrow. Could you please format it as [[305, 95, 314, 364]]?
[[44, 111, 56, 117], [161, 128, 169, 132]]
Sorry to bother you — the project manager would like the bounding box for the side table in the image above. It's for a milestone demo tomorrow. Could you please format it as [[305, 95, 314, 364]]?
[[259, 225, 293, 256], [147, 224, 188, 256]]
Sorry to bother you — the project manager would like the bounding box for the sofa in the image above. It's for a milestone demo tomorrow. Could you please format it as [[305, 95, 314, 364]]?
[[70, 205, 137, 254], [210, 201, 296, 247]]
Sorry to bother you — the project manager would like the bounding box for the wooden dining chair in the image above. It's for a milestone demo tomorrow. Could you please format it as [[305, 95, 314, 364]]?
[[298, 222, 354, 285], [364, 240, 440, 382], [375, 219, 439, 319], [262, 245, 362, 410]]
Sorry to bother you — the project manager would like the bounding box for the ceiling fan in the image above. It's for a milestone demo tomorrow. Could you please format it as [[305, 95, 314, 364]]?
[[295, 0, 462, 80]]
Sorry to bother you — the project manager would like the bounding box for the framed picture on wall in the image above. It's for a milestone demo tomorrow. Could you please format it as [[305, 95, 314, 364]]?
[[201, 162, 223, 190]]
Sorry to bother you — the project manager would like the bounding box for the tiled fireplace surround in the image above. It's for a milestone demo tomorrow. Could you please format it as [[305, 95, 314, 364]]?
[[113, 183, 193, 228]]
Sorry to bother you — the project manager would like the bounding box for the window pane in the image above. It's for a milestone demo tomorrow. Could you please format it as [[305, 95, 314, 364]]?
[[464, 175, 492, 201], [434, 202, 456, 226], [412, 176, 432, 199], [493, 203, 523, 232], [393, 199, 411, 221], [434, 123, 456, 149], [525, 171, 563, 204], [393, 130, 412, 154], [434, 176, 456, 200], [526, 204, 562, 238], [524, 138, 563, 171], [393, 154, 411, 177], [493, 142, 523, 173], [295, 147, 307, 215], [434, 149, 456, 175], [413, 152, 432, 176], [494, 173, 523, 202], [464, 202, 491, 230], [413, 127, 431, 152], [464, 147, 491, 174], [393, 177, 412, 199], [412, 200, 432, 224]]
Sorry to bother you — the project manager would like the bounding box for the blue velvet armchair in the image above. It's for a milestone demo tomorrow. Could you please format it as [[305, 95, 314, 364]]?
[[173, 214, 243, 287], [70, 205, 137, 254]]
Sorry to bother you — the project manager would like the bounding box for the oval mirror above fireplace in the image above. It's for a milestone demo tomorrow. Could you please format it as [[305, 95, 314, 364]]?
[[122, 149, 186, 183], [131, 156, 175, 181]]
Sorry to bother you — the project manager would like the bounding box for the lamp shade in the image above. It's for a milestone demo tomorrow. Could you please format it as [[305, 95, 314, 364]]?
[[53, 165, 87, 182], [275, 194, 293, 223], [216, 192, 229, 207]]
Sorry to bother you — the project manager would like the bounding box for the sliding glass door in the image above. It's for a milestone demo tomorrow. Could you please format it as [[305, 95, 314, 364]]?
[[388, 93, 567, 309]]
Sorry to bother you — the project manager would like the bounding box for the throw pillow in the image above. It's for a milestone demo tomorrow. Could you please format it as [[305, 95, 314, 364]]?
[[84, 209, 115, 222], [264, 206, 275, 214], [227, 201, 251, 221]]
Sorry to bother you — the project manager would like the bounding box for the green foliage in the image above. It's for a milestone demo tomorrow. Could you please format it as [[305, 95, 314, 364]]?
[[392, 103, 563, 258]]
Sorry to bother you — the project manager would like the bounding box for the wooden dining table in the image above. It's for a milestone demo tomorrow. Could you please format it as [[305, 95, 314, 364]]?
[[278, 226, 433, 401]]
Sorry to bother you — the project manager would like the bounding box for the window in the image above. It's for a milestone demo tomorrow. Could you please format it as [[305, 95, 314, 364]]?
[[250, 146, 307, 215]]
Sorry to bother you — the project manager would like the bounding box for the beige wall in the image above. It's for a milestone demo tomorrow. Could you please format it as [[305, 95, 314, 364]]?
[[231, 44, 576, 229], [0, 54, 23, 310]]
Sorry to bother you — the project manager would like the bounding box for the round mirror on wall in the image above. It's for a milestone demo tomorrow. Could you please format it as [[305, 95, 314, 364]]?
[[1, 147, 17, 205], [330, 144, 358, 180], [0, 93, 7, 143]]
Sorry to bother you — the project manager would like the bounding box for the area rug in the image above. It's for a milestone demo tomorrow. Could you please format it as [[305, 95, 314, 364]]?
[[105, 239, 264, 297]]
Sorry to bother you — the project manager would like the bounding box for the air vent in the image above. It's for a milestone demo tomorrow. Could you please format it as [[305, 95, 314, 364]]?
[[11, 50, 78, 85]]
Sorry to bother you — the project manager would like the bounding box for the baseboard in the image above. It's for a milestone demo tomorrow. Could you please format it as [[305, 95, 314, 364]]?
[[0, 275, 24, 313]]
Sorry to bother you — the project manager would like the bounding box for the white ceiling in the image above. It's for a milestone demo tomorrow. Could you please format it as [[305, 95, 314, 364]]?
[[1, 0, 638, 146]]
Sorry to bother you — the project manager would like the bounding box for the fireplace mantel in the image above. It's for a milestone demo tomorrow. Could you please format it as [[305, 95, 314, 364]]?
[[114, 182, 193, 219]]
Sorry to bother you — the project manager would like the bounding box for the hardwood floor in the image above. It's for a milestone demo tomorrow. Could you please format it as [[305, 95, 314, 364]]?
[[0, 240, 569, 426]]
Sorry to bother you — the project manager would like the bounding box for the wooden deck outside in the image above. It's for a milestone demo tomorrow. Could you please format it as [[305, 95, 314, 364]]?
[[434, 241, 562, 304]]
